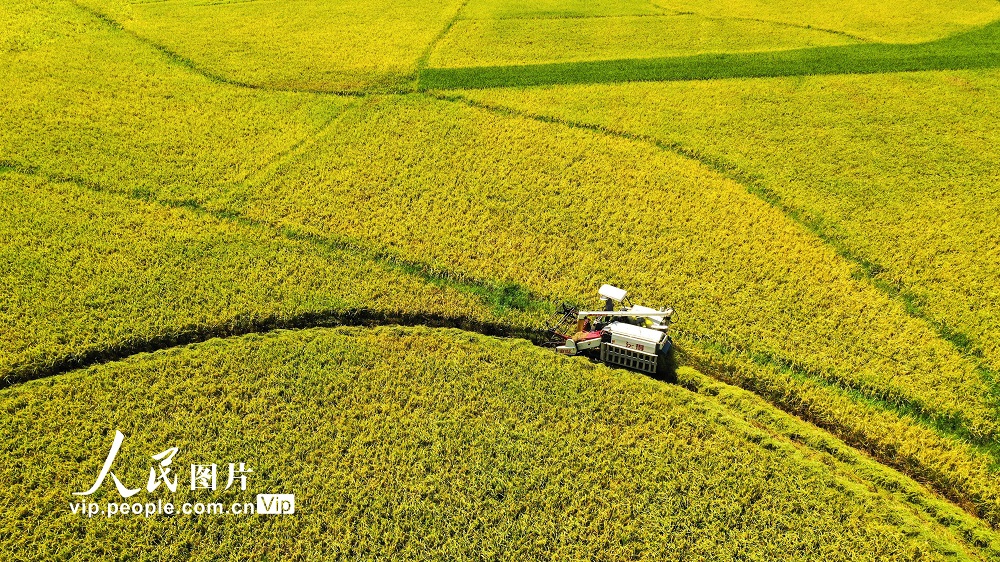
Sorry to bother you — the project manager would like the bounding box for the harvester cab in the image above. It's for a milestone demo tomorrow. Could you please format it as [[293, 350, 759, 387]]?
[[547, 285, 675, 378]]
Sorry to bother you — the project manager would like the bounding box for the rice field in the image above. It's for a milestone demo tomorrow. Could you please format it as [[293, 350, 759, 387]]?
[[428, 15, 857, 68], [2, 327, 995, 559], [6, 0, 1000, 557], [449, 69, 1000, 420], [73, 0, 466, 91], [0, 171, 537, 387]]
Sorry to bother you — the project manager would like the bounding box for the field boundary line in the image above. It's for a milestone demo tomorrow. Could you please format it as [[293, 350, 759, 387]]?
[[675, 362, 1000, 553], [414, 0, 473, 82], [239, 98, 366, 189], [0, 161, 554, 389], [699, 14, 871, 42], [0, 307, 545, 390], [458, 11, 869, 43], [672, 326, 999, 457], [425, 90, 1000, 445], [646, 0, 872, 42], [0, 162, 549, 318], [459, 12, 679, 22], [677, 341, 1000, 532]]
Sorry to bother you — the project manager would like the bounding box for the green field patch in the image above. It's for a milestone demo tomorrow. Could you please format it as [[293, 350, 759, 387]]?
[[419, 20, 1000, 89], [2, 326, 994, 559], [429, 14, 857, 68], [74, 0, 466, 92], [0, 172, 542, 387]]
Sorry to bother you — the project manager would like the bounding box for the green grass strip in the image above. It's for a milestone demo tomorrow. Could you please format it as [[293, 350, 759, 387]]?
[[419, 20, 1000, 89]]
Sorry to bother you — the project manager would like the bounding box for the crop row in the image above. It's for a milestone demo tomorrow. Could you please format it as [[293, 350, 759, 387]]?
[[1, 326, 988, 559]]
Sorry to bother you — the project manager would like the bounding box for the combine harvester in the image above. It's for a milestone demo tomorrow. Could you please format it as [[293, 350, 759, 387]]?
[[547, 285, 675, 378]]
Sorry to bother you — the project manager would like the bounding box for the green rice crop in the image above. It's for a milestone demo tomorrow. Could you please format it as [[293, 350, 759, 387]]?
[[421, 0, 1000, 89], [2, 326, 994, 560], [419, 21, 1000, 89]]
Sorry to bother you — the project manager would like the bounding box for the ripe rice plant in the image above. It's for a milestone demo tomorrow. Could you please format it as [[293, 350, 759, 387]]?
[[428, 14, 856, 68], [453, 69, 1000, 388], [235, 94, 994, 438], [73, 0, 467, 92], [0, 172, 538, 387], [1, 326, 994, 560], [0, 0, 355, 202]]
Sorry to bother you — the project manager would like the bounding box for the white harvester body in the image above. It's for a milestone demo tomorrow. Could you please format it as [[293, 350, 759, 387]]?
[[549, 285, 675, 377]]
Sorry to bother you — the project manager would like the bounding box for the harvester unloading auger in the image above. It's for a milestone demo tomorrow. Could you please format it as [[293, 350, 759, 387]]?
[[547, 285, 675, 378]]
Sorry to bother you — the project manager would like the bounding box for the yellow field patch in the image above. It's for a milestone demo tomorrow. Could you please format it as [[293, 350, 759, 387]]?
[[430, 14, 857, 68]]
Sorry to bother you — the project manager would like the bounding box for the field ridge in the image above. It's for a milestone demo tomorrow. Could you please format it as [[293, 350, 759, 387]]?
[[1, 307, 540, 390], [239, 99, 364, 189], [414, 0, 474, 76], [698, 14, 873, 42]]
